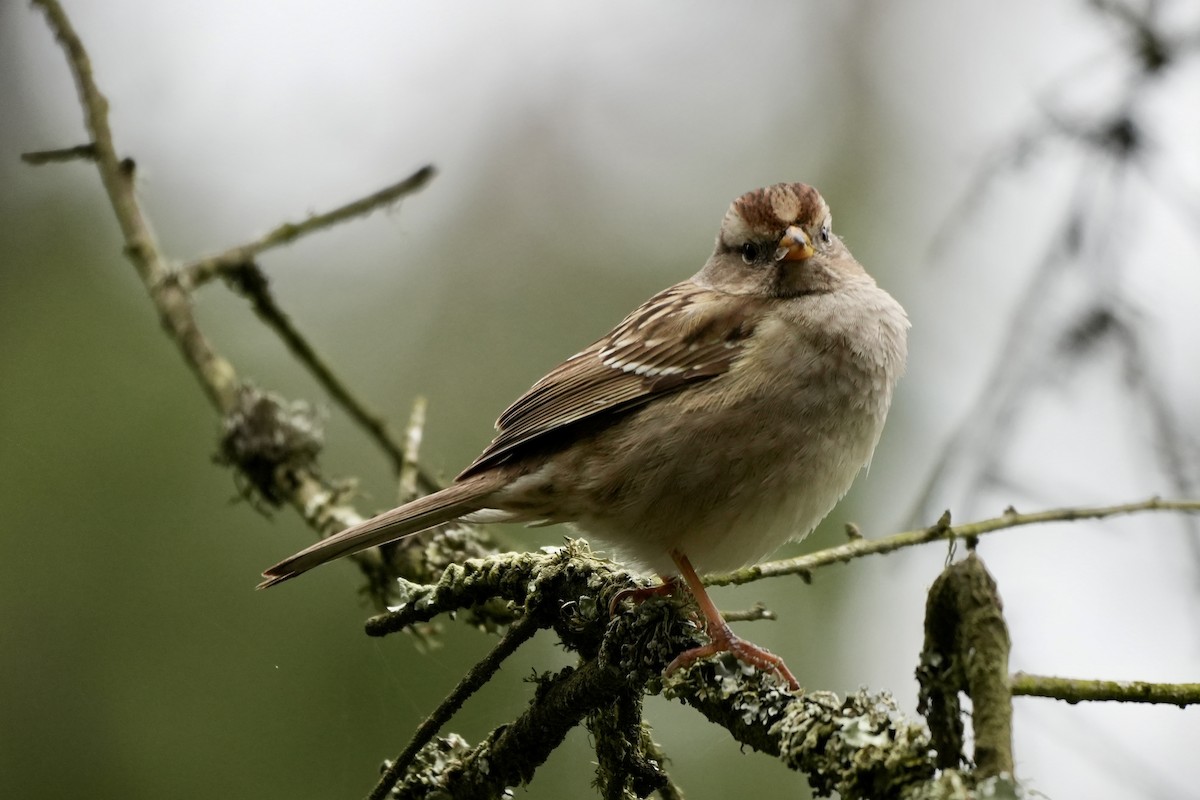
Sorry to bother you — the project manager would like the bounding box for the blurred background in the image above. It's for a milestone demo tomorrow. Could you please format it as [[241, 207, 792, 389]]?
[[2, 1, 1198, 797]]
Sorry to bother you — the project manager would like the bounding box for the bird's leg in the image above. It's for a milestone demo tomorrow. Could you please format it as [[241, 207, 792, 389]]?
[[608, 575, 682, 617], [663, 550, 800, 691]]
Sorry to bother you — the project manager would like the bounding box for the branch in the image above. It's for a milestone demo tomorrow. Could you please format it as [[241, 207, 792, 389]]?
[[721, 602, 776, 623], [29, 0, 464, 609], [20, 143, 97, 163], [366, 542, 942, 799], [431, 660, 633, 799], [220, 262, 437, 492], [397, 396, 428, 503], [370, 612, 542, 800], [589, 694, 678, 800], [360, 494, 1200, 794], [31, 0, 239, 412], [916, 552, 1013, 777], [1012, 673, 1200, 707], [710, 497, 1200, 587], [180, 165, 435, 289], [667, 674, 935, 798]]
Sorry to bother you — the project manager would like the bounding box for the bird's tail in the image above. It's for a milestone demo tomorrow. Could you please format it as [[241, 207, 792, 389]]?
[[257, 475, 502, 589]]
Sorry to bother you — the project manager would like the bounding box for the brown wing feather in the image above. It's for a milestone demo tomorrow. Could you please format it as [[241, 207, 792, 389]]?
[[458, 282, 765, 477]]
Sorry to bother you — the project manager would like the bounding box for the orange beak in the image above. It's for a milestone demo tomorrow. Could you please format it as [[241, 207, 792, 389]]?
[[778, 226, 814, 261]]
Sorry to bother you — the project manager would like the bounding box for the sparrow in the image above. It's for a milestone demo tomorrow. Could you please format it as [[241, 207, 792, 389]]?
[[260, 182, 909, 689]]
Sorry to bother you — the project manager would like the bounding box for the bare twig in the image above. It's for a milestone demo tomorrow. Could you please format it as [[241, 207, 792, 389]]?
[[20, 143, 97, 163], [397, 396, 428, 503], [181, 165, 436, 289], [914, 163, 1128, 522], [221, 262, 437, 491], [1012, 673, 1200, 707], [711, 497, 1200, 587], [721, 602, 776, 623]]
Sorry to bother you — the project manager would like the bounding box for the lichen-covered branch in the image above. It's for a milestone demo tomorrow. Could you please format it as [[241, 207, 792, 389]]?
[[367, 542, 940, 798], [589, 690, 674, 799], [364, 545, 615, 639], [916, 552, 1013, 778], [440, 660, 633, 799], [667, 669, 935, 798]]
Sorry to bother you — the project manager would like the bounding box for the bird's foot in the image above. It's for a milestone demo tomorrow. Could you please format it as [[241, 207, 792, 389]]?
[[664, 624, 800, 691], [608, 576, 681, 617]]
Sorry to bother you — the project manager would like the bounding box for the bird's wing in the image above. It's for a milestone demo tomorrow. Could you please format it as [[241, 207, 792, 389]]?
[[459, 281, 766, 477]]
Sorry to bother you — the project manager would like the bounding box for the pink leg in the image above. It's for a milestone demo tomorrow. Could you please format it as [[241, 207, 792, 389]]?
[[664, 550, 800, 691]]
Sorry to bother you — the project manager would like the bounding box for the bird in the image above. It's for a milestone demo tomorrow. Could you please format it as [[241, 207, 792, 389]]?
[[260, 182, 909, 689]]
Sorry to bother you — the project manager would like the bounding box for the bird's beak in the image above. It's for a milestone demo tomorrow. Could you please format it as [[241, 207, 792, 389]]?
[[777, 226, 814, 262]]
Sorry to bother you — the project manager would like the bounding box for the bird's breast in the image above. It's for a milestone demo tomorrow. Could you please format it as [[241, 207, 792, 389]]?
[[542, 281, 907, 577]]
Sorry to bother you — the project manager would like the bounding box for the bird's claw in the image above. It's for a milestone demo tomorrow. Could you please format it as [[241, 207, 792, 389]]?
[[664, 629, 800, 691]]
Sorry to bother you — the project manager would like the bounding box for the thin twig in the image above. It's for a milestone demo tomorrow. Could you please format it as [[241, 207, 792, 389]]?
[[368, 612, 542, 800], [222, 263, 437, 490], [1012, 672, 1200, 706], [721, 602, 776, 623], [181, 165, 435, 289], [397, 396, 428, 503], [709, 497, 1200, 587], [20, 143, 97, 163], [912, 164, 1110, 523]]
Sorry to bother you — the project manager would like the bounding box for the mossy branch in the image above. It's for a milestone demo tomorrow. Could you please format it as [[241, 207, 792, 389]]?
[[916, 552, 1013, 777], [365, 542, 942, 799]]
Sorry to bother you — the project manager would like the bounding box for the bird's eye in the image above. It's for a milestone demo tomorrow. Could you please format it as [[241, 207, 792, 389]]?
[[819, 222, 832, 245], [740, 242, 760, 264]]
